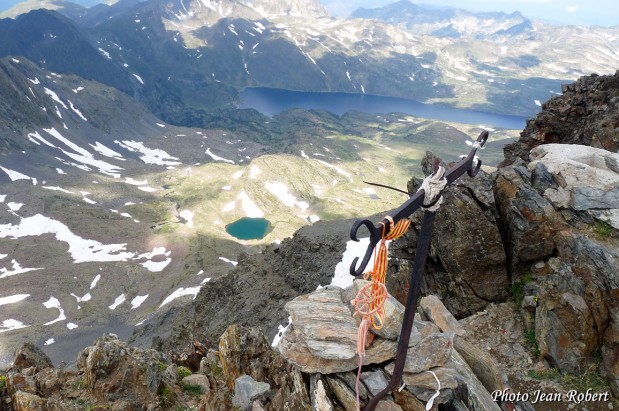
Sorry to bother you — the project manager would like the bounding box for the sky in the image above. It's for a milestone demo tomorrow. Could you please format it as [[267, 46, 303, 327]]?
[[323, 0, 619, 26], [0, 0, 617, 27], [0, 0, 103, 11]]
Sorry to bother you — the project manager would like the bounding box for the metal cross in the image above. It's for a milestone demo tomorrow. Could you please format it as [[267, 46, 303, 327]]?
[[349, 130, 488, 411]]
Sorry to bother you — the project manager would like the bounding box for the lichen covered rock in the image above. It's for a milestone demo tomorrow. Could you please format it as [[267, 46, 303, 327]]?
[[77, 333, 166, 406]]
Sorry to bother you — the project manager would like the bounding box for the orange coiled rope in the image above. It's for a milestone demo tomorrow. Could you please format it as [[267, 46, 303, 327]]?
[[351, 216, 411, 411]]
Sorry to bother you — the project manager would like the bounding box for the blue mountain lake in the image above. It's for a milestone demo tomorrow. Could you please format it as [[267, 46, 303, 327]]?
[[239, 87, 529, 130], [225, 217, 272, 240]]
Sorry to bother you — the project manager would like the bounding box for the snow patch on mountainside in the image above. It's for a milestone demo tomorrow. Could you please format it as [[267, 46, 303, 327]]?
[[116, 140, 181, 166], [206, 148, 235, 164], [159, 286, 201, 307], [0, 166, 37, 185], [0, 294, 30, 307], [109, 294, 126, 310], [0, 259, 43, 279], [0, 214, 173, 272], [0, 319, 28, 333], [265, 181, 309, 210], [42, 297, 66, 325], [238, 191, 263, 217]]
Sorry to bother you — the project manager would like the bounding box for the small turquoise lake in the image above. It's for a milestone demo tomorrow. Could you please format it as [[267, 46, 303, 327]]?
[[225, 217, 272, 240]]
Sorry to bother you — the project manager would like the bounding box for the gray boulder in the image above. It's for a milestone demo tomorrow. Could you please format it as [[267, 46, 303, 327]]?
[[362, 370, 389, 396], [277, 286, 397, 374], [392, 154, 509, 317], [528, 144, 619, 228], [181, 374, 211, 395], [232, 375, 271, 411]]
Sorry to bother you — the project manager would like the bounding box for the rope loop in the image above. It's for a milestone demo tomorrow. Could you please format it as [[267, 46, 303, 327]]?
[[352, 282, 387, 316], [418, 166, 447, 212], [351, 216, 411, 411]]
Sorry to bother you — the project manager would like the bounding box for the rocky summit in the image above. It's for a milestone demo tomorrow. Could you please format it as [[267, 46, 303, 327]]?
[[0, 294, 508, 410], [503, 70, 619, 164]]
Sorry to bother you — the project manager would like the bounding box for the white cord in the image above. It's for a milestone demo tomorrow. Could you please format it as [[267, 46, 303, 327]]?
[[425, 370, 441, 410], [466, 140, 484, 149], [418, 166, 447, 212]]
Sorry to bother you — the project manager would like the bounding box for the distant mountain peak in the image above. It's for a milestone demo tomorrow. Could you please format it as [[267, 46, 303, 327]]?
[[350, 0, 532, 39], [154, 0, 330, 25], [240, 0, 330, 18], [0, 0, 67, 19]]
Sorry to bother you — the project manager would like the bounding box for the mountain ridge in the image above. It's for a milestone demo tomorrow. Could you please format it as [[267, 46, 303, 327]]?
[[351, 0, 533, 39], [1, 70, 616, 410], [0, 9, 135, 95], [0, 0, 617, 399], [3, 0, 617, 121]]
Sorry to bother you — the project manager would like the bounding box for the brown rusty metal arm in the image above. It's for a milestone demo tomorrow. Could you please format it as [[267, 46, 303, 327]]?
[[348, 130, 488, 276]]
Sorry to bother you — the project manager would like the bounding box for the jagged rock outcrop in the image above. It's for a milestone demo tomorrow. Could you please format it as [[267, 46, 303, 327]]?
[[493, 161, 561, 276], [211, 324, 311, 410], [77, 334, 167, 406], [493, 142, 619, 393], [10, 343, 53, 374], [503, 70, 619, 164], [0, 327, 313, 411], [1, 335, 171, 410], [1, 283, 610, 410], [514, 145, 619, 384], [382, 71, 619, 395], [387, 153, 509, 318], [496, 72, 619, 394]]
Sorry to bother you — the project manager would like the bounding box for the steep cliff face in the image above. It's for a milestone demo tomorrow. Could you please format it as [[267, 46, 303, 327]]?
[[503, 70, 619, 165], [495, 72, 619, 396], [493, 145, 618, 390]]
